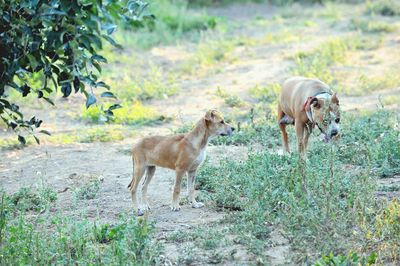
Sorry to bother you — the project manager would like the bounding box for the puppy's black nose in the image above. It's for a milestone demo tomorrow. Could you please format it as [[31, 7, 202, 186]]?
[[231, 127, 235, 132], [331, 129, 338, 136]]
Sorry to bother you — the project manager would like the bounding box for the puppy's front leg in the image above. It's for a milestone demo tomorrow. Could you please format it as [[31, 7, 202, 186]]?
[[171, 168, 185, 211], [187, 169, 204, 208]]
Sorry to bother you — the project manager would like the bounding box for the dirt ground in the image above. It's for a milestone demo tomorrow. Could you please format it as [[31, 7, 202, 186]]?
[[1, 2, 399, 265]]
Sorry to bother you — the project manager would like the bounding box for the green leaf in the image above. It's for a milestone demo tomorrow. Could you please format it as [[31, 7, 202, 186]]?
[[100, 92, 116, 98], [61, 83, 72, 97], [18, 135, 26, 145], [86, 94, 97, 109], [34, 136, 40, 145], [39, 130, 51, 136], [102, 23, 117, 35], [96, 81, 110, 89]]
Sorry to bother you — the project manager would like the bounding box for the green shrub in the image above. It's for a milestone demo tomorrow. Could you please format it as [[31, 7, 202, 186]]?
[[9, 187, 57, 212], [249, 83, 281, 103], [196, 110, 399, 263], [216, 88, 245, 107], [366, 0, 400, 16], [291, 38, 351, 85], [314, 252, 377, 266], [350, 19, 398, 33], [74, 178, 103, 200], [0, 209, 160, 265]]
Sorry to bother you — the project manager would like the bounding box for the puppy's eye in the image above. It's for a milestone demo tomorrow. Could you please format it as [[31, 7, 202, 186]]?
[[220, 121, 224, 124], [335, 118, 340, 123], [323, 119, 329, 125]]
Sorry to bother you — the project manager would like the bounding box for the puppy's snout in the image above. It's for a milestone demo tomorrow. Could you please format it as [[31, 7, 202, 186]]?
[[231, 127, 235, 132], [331, 129, 338, 136]]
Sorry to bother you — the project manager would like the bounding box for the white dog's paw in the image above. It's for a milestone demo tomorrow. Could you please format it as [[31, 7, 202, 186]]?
[[191, 201, 204, 208], [137, 209, 146, 216], [171, 204, 181, 211], [142, 203, 151, 211]]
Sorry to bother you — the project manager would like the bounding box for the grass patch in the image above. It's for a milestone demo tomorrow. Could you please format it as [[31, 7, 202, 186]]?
[[195, 109, 400, 263], [340, 71, 400, 95], [9, 187, 57, 212], [189, 37, 236, 69], [366, 0, 400, 16], [249, 83, 281, 103], [291, 37, 351, 85], [216, 88, 245, 107], [382, 95, 400, 106], [106, 65, 179, 102], [350, 19, 398, 33], [291, 36, 382, 87], [82, 101, 166, 126], [0, 126, 128, 150], [261, 29, 300, 45], [0, 193, 160, 265], [123, 0, 218, 49]]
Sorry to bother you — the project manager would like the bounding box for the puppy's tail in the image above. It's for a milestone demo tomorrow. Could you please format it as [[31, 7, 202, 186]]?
[[127, 152, 135, 189]]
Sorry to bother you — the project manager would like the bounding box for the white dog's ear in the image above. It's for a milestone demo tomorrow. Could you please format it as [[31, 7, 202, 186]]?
[[312, 98, 321, 109], [331, 93, 339, 105], [305, 97, 320, 110], [205, 110, 215, 121]]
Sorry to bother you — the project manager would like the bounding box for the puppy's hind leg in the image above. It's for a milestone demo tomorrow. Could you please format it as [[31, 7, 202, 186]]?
[[278, 104, 290, 153], [141, 166, 156, 211], [128, 155, 146, 216]]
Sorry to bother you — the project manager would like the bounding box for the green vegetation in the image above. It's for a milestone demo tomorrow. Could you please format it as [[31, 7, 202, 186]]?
[[0, 190, 160, 264], [74, 178, 103, 200], [216, 88, 245, 107], [350, 71, 400, 95], [196, 109, 400, 263], [9, 187, 57, 212], [291, 37, 351, 85], [2, 0, 400, 264], [0, 126, 127, 150], [366, 0, 400, 16], [127, 0, 218, 48], [81, 101, 166, 125], [0, 0, 150, 141], [382, 95, 400, 106], [350, 19, 398, 33], [105, 65, 179, 102]]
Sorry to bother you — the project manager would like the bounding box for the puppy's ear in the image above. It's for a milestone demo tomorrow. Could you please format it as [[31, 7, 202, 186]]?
[[331, 93, 339, 105], [205, 110, 215, 121]]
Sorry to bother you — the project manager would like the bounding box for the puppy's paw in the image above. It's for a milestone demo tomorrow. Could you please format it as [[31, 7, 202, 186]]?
[[191, 201, 204, 209], [171, 204, 181, 212]]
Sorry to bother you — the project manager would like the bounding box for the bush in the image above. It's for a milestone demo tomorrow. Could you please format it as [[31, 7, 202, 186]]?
[[366, 0, 400, 16], [0, 208, 160, 265], [0, 0, 150, 141], [9, 187, 57, 212]]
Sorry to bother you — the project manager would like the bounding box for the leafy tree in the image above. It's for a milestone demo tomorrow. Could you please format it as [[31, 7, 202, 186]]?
[[0, 0, 152, 144]]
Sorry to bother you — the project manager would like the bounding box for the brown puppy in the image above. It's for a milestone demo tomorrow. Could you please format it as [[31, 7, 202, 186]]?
[[277, 77, 340, 154], [128, 110, 234, 215]]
